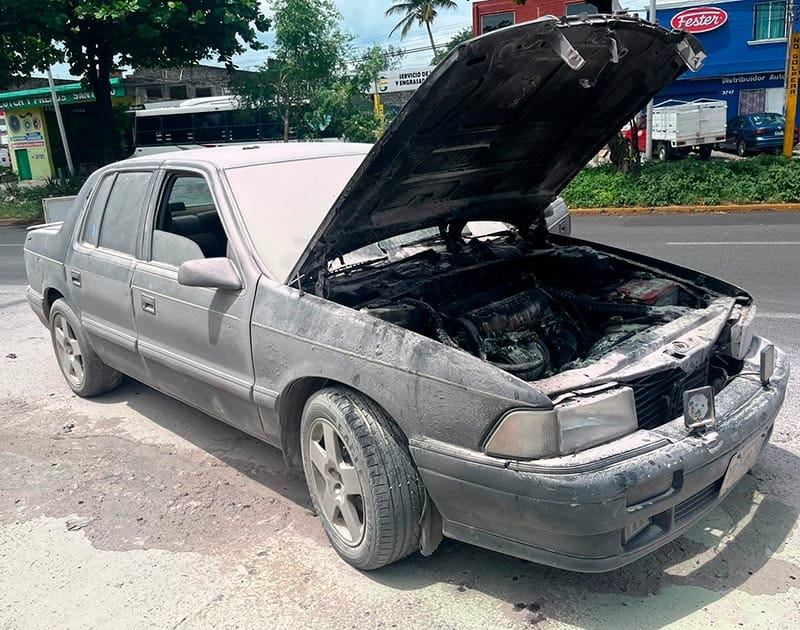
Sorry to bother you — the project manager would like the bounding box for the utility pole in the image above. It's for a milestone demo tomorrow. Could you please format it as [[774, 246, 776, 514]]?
[[645, 0, 657, 161], [783, 1, 799, 157], [46, 68, 75, 178]]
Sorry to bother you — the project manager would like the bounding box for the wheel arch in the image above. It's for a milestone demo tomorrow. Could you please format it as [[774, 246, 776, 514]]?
[[276, 377, 411, 470], [43, 287, 65, 320]]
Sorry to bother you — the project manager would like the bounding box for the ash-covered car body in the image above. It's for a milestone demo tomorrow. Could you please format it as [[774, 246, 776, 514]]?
[[23, 15, 788, 572]]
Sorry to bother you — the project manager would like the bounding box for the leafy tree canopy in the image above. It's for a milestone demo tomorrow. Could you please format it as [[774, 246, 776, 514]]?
[[236, 0, 353, 141], [7, 0, 269, 162], [385, 1, 458, 56], [0, 1, 57, 88]]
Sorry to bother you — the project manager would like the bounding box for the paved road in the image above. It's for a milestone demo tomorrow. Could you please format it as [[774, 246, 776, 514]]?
[[0, 226, 26, 286], [1, 215, 798, 629]]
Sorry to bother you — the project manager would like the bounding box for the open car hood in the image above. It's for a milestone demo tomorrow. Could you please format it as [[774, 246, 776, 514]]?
[[293, 15, 705, 279]]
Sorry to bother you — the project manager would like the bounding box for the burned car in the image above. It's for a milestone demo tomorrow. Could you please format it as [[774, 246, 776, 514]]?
[[24, 15, 787, 572]]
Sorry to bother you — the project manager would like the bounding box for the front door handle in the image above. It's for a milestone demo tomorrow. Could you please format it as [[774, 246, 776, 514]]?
[[141, 294, 156, 315], [70, 270, 81, 287]]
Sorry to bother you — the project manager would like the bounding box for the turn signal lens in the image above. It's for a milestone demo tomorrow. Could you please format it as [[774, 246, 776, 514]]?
[[485, 387, 638, 460]]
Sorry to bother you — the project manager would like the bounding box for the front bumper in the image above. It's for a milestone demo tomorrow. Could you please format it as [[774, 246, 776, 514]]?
[[412, 336, 789, 572]]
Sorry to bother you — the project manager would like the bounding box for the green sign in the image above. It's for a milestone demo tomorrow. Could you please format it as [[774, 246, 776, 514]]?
[[0, 78, 125, 111]]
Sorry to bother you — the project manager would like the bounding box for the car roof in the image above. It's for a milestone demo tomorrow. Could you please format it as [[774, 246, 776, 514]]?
[[122, 142, 373, 170]]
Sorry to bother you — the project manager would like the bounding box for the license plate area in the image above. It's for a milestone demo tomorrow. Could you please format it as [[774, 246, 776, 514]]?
[[720, 433, 765, 496]]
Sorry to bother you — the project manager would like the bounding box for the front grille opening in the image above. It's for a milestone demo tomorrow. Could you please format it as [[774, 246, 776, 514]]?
[[623, 364, 710, 430]]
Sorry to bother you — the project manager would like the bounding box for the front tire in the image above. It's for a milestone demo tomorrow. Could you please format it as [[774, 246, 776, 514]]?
[[49, 299, 123, 397], [300, 387, 424, 570]]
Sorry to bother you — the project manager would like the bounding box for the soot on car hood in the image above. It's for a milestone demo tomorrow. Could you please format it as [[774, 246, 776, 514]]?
[[293, 14, 705, 279]]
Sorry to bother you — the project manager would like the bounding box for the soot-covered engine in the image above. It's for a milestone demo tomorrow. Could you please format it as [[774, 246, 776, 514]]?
[[331, 243, 698, 381]]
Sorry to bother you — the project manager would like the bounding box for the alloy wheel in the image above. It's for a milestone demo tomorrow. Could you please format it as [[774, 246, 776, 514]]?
[[53, 313, 84, 386], [307, 417, 365, 546]]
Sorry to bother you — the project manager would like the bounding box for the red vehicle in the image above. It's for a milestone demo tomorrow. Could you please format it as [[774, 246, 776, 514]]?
[[621, 116, 647, 153]]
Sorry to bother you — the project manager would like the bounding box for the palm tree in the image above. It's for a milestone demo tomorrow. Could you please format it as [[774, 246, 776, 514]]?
[[386, 1, 458, 57]]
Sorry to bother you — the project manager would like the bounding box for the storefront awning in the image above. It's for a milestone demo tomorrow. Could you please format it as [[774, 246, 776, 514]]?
[[0, 78, 125, 111]]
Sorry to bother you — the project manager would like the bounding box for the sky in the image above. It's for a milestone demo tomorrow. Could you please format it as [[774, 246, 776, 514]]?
[[46, 0, 653, 79]]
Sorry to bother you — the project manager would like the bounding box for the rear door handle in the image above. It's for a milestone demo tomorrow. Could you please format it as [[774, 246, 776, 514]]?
[[141, 294, 156, 315], [70, 270, 81, 287]]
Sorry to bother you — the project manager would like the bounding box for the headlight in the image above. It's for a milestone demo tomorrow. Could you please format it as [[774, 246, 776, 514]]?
[[484, 387, 638, 460]]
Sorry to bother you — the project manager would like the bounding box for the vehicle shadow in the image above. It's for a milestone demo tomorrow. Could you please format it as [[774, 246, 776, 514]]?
[[91, 379, 799, 627], [91, 377, 313, 511], [366, 441, 800, 627]]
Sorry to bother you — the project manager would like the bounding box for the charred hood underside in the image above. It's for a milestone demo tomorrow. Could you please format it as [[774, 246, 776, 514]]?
[[293, 15, 705, 279]]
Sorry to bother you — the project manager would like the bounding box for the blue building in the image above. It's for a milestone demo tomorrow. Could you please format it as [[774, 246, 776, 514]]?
[[656, 1, 792, 116]]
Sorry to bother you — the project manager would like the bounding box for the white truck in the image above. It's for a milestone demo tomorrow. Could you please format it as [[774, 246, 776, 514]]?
[[650, 98, 727, 161]]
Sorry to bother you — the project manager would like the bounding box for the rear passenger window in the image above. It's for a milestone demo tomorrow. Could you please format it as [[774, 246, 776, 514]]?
[[81, 175, 115, 246], [98, 172, 152, 255]]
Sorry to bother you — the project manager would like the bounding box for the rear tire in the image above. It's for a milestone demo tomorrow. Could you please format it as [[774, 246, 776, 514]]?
[[300, 387, 424, 570], [736, 139, 748, 157], [656, 142, 670, 161], [698, 144, 712, 160], [49, 299, 123, 397]]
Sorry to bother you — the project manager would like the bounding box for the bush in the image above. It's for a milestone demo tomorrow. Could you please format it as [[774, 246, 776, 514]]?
[[1, 175, 84, 221], [561, 155, 800, 207]]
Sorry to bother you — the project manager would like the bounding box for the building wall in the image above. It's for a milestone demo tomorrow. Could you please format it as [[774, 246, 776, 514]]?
[[125, 65, 237, 104], [5, 108, 53, 180], [472, 0, 606, 35], [472, 0, 792, 118]]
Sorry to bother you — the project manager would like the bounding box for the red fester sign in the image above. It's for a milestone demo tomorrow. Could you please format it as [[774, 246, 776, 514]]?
[[670, 7, 728, 34]]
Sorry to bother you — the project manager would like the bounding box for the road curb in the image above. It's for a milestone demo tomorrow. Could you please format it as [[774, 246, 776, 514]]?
[[571, 203, 800, 215]]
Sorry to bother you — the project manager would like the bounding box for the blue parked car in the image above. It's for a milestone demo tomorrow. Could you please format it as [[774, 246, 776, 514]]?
[[719, 113, 799, 156]]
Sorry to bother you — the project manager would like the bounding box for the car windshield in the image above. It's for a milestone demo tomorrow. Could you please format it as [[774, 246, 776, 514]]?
[[750, 113, 784, 126], [225, 154, 366, 281]]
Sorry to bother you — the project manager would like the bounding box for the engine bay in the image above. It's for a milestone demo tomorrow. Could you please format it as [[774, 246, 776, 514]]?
[[320, 234, 710, 381]]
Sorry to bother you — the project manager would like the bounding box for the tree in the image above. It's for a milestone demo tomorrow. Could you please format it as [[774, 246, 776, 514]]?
[[18, 1, 269, 163], [254, 0, 349, 141], [310, 45, 404, 143], [431, 27, 474, 65], [0, 1, 56, 88], [385, 1, 458, 57]]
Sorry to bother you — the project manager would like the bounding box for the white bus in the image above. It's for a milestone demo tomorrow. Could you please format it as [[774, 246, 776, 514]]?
[[132, 96, 288, 155]]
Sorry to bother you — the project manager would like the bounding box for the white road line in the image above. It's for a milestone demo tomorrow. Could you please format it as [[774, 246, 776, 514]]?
[[0, 244, 22, 247], [758, 312, 800, 320], [665, 241, 800, 246]]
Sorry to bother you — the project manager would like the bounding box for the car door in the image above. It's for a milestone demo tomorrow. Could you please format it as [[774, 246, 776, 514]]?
[[130, 169, 263, 437], [67, 169, 153, 380], [723, 117, 743, 148]]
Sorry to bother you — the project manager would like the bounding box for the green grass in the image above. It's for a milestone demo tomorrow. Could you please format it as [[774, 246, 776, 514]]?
[[561, 155, 800, 208], [0, 198, 43, 221], [1, 175, 83, 222]]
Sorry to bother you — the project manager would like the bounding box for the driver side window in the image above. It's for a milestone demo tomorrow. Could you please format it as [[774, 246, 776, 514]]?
[[151, 173, 229, 267]]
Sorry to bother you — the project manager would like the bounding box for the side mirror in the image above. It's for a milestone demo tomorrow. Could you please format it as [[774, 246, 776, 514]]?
[[177, 257, 243, 290]]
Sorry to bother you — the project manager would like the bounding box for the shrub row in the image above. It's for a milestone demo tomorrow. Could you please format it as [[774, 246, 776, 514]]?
[[561, 155, 800, 207]]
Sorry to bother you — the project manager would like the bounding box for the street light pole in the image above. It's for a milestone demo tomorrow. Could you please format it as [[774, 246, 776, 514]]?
[[783, 1, 799, 157], [46, 68, 75, 178], [645, 0, 657, 161]]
